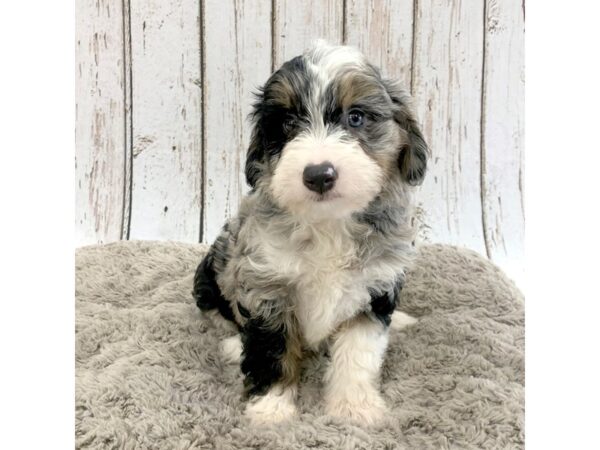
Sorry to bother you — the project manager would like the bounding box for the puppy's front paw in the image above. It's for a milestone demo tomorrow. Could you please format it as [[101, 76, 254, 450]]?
[[245, 386, 297, 425], [325, 392, 388, 426]]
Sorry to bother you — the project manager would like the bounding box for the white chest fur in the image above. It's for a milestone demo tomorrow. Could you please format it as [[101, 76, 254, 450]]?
[[294, 268, 370, 347], [259, 220, 373, 348]]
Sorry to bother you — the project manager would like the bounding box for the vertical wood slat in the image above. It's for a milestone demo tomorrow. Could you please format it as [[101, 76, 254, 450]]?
[[128, 0, 202, 241], [122, 0, 133, 240], [344, 0, 414, 89], [202, 0, 272, 244], [75, 0, 127, 246], [411, 0, 487, 255], [273, 0, 344, 68], [481, 0, 525, 280]]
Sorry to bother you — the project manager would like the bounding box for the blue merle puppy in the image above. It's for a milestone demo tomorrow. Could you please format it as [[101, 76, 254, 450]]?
[[193, 41, 427, 425]]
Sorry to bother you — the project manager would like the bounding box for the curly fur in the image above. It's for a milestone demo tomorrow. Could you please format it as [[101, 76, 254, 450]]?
[[193, 41, 429, 424]]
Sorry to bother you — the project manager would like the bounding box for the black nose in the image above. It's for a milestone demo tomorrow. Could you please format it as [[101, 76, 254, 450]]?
[[303, 162, 338, 194]]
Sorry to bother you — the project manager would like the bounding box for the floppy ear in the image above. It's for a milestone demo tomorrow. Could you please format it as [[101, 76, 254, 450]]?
[[245, 94, 265, 188], [245, 126, 264, 188], [384, 80, 429, 186]]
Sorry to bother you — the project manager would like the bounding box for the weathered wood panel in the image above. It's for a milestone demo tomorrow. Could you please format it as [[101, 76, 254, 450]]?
[[75, 0, 525, 279], [128, 0, 202, 241], [75, 0, 126, 246], [202, 0, 272, 243], [344, 0, 414, 88], [273, 0, 344, 68], [411, 0, 487, 254], [481, 0, 525, 279]]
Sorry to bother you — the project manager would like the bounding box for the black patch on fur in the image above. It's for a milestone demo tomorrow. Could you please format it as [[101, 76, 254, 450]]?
[[237, 302, 251, 318], [192, 252, 237, 326], [369, 278, 404, 326], [244, 128, 264, 188], [240, 317, 286, 397], [245, 56, 313, 187]]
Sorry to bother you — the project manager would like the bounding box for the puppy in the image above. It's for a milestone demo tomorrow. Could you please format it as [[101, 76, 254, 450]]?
[[193, 41, 427, 426]]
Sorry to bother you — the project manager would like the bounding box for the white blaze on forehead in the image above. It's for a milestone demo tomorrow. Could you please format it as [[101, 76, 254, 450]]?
[[307, 40, 366, 78], [270, 130, 383, 221], [303, 42, 367, 132]]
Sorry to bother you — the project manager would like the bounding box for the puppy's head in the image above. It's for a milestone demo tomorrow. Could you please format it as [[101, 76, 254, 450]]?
[[246, 42, 428, 221]]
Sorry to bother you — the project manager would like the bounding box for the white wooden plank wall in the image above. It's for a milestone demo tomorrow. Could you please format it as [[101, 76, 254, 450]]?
[[76, 0, 525, 282], [273, 0, 344, 67], [75, 0, 127, 243], [412, 0, 486, 255], [481, 0, 525, 280], [345, 0, 414, 89], [129, 0, 203, 241], [203, 0, 272, 243]]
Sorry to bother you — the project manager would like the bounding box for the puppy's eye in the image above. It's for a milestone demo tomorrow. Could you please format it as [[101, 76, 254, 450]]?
[[347, 110, 365, 128]]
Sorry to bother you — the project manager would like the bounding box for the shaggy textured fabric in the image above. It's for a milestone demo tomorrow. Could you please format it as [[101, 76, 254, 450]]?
[[75, 241, 524, 449]]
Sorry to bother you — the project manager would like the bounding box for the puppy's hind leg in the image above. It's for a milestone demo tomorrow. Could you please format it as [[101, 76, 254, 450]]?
[[192, 248, 238, 325], [370, 277, 418, 331], [389, 311, 418, 331]]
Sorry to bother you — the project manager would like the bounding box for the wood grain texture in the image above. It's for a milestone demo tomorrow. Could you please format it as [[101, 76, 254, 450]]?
[[411, 0, 487, 254], [273, 0, 344, 68], [75, 1, 525, 280], [202, 0, 272, 244], [344, 0, 414, 88], [481, 0, 525, 280], [128, 0, 202, 241], [75, 0, 126, 246]]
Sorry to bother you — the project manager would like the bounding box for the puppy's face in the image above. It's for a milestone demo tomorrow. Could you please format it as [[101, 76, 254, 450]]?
[[246, 43, 428, 221]]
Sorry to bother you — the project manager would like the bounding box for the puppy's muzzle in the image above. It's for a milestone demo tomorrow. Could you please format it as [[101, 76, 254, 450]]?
[[302, 162, 338, 194]]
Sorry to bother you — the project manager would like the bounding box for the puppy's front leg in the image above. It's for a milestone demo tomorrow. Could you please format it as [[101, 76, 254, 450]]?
[[241, 314, 301, 425], [324, 314, 389, 425]]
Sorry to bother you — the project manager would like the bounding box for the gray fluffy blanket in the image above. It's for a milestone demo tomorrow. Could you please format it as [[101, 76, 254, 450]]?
[[75, 241, 524, 449]]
